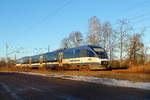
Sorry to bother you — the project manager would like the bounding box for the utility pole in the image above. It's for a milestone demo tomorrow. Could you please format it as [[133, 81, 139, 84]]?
[[48, 45, 50, 52], [5, 42, 8, 67], [6, 42, 8, 61], [14, 54, 16, 62], [7, 46, 24, 62]]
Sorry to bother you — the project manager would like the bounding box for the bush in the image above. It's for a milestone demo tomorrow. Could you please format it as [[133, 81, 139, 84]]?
[[0, 58, 15, 67], [110, 60, 128, 68]]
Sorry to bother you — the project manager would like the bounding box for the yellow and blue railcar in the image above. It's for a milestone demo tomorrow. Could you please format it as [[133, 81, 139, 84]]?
[[16, 45, 109, 70]]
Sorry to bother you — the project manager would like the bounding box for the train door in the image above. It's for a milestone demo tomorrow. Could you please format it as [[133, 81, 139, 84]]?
[[40, 56, 43, 68], [29, 57, 32, 68], [58, 52, 63, 67]]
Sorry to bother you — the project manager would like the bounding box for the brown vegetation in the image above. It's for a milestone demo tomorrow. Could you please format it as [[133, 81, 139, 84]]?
[[0, 56, 150, 75], [128, 64, 150, 74], [0, 58, 15, 67], [0, 64, 150, 82]]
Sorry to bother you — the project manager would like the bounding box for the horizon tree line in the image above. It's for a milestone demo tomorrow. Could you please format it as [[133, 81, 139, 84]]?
[[0, 16, 149, 67], [61, 16, 149, 66]]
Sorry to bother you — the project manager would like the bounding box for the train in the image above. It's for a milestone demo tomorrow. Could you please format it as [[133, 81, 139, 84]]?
[[16, 45, 109, 70]]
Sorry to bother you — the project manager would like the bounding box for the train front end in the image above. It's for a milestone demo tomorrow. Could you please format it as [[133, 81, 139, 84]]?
[[88, 45, 109, 70]]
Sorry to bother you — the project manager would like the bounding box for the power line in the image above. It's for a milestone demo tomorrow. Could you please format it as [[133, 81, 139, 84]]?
[[128, 12, 150, 21], [124, 11, 150, 28], [132, 16, 150, 25], [24, 0, 73, 33], [119, 0, 150, 22], [115, 0, 150, 28], [123, 0, 150, 12], [39, 0, 73, 24], [7, 47, 24, 56]]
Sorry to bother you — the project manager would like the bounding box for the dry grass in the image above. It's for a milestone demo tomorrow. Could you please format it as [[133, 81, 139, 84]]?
[[128, 65, 150, 74], [45, 71, 150, 82], [0, 66, 150, 82], [0, 66, 48, 72], [0, 66, 18, 72]]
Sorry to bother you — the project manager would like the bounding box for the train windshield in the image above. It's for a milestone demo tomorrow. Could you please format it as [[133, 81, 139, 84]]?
[[92, 47, 108, 59]]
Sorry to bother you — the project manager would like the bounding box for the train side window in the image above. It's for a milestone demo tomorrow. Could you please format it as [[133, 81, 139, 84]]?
[[64, 51, 72, 58], [72, 50, 75, 58], [63, 52, 66, 58], [46, 55, 50, 61], [75, 49, 80, 58], [64, 49, 78, 58], [63, 52, 67, 58], [80, 49, 88, 57], [88, 50, 95, 57], [31, 56, 39, 63], [46, 54, 57, 61]]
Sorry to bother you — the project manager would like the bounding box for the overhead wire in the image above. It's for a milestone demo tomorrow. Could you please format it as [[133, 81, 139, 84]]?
[[123, 0, 150, 12], [126, 6, 150, 29], [119, 0, 150, 23], [128, 12, 150, 21], [38, 0, 73, 24], [24, 0, 73, 32]]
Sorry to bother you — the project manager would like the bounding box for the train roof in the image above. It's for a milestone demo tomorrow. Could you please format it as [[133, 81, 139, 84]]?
[[87, 45, 102, 48], [31, 45, 101, 57], [63, 45, 102, 50], [17, 45, 103, 60], [60, 45, 103, 53]]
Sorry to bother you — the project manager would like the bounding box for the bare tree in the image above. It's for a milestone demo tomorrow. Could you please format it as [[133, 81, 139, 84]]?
[[145, 47, 150, 64], [0, 57, 15, 67], [127, 32, 146, 65], [115, 19, 132, 67], [7, 58, 16, 67], [61, 31, 83, 48], [0, 58, 6, 67], [61, 37, 70, 49], [102, 22, 112, 49], [87, 16, 102, 45], [69, 31, 83, 47], [101, 22, 117, 65]]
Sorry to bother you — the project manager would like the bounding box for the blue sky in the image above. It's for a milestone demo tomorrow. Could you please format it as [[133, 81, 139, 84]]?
[[0, 0, 150, 58]]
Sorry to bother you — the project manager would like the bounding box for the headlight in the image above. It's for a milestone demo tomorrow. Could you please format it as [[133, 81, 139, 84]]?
[[101, 61, 108, 65]]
